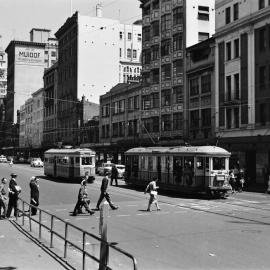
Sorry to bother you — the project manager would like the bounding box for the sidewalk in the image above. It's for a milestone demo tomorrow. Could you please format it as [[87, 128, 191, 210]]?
[[0, 218, 68, 270]]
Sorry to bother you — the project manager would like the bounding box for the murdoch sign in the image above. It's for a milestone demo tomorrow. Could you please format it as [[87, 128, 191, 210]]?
[[15, 47, 44, 65]]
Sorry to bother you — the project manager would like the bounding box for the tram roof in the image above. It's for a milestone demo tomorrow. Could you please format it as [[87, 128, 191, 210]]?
[[125, 146, 231, 156], [45, 148, 95, 155]]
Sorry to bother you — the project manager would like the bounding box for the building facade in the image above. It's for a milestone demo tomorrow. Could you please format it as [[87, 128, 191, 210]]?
[[119, 21, 142, 83], [186, 37, 216, 145], [43, 63, 58, 148], [140, 0, 215, 145], [214, 0, 270, 185]]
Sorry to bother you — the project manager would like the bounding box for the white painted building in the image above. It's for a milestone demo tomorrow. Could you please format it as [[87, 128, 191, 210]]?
[[185, 0, 215, 47]]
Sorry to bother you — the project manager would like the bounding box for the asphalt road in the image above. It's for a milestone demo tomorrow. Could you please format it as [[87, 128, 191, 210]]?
[[1, 163, 270, 270]]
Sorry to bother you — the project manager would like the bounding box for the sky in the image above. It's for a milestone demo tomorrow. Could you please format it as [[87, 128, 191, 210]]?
[[0, 0, 142, 49]]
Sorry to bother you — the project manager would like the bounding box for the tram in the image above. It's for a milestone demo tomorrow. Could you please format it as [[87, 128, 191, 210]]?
[[125, 146, 231, 197], [44, 148, 96, 182]]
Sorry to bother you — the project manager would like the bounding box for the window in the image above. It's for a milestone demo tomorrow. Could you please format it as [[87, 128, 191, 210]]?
[[173, 112, 182, 130], [82, 157, 92, 165], [152, 21, 159, 37], [173, 60, 183, 77], [201, 74, 211, 93], [133, 50, 137, 59], [152, 116, 159, 132], [142, 95, 151, 110], [119, 31, 123, 39], [161, 89, 171, 106], [198, 32, 209, 42], [127, 49, 132, 58], [143, 27, 150, 42], [259, 66, 266, 89], [142, 72, 150, 86], [112, 123, 118, 137], [119, 122, 125, 136], [134, 95, 139, 110], [202, 108, 211, 126], [119, 48, 122, 57], [234, 39, 239, 58], [152, 0, 159, 9], [128, 32, 132, 40], [226, 41, 231, 60], [128, 97, 133, 111], [190, 78, 199, 96], [225, 7, 231, 24], [161, 39, 171, 56], [173, 87, 183, 104], [260, 103, 267, 125], [142, 49, 151, 64], [198, 13, 209, 21], [152, 92, 159, 108], [118, 100, 125, 113], [173, 7, 183, 25], [51, 51, 56, 57], [233, 3, 239, 20], [162, 115, 171, 131], [226, 109, 232, 129], [190, 110, 199, 128], [161, 64, 171, 81], [259, 0, 265, 9], [152, 68, 160, 84], [152, 45, 159, 60], [234, 107, 239, 128], [138, 33, 142, 41], [226, 75, 231, 101], [259, 28, 266, 51], [234, 73, 240, 99], [161, 14, 171, 32], [173, 34, 183, 51]]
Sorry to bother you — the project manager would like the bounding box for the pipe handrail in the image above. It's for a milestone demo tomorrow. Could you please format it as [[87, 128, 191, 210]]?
[[16, 198, 138, 270]]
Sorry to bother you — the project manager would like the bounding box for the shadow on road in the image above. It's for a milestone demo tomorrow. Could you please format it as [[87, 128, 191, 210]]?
[[35, 175, 81, 184]]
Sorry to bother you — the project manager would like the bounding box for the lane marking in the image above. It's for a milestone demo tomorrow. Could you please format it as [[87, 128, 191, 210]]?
[[55, 209, 67, 211], [117, 214, 131, 217]]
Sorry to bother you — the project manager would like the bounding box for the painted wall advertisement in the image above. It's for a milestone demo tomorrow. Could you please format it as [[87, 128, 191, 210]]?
[[15, 46, 44, 65]]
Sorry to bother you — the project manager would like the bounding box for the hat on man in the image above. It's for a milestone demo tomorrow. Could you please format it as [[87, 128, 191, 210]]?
[[11, 173, 17, 177], [1, 178, 7, 184]]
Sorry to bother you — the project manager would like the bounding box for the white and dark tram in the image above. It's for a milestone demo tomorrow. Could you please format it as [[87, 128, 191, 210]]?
[[125, 146, 231, 197], [44, 148, 96, 182]]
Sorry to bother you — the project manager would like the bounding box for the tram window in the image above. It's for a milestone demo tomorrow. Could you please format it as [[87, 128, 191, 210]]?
[[213, 157, 225, 170], [196, 157, 204, 170], [173, 157, 183, 183], [184, 157, 194, 171], [75, 157, 80, 163], [141, 156, 146, 169], [70, 157, 74, 165], [62, 157, 68, 164], [82, 157, 92, 165], [148, 156, 153, 171]]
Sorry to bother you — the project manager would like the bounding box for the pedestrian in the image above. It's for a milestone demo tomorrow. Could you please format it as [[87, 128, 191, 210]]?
[[6, 173, 21, 218], [229, 170, 236, 194], [145, 177, 160, 211], [29, 176, 39, 215], [95, 172, 118, 210], [110, 164, 118, 186], [73, 179, 95, 216], [0, 178, 8, 219], [9, 158, 13, 167]]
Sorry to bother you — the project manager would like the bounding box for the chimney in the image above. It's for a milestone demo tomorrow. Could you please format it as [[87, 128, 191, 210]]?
[[96, 3, 102, 18]]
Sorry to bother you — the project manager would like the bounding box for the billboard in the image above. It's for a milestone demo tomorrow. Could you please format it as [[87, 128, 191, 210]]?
[[15, 46, 44, 65]]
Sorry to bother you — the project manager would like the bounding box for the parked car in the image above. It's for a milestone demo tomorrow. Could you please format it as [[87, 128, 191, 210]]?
[[30, 158, 44, 167], [96, 162, 114, 176], [115, 164, 125, 178], [0, 155, 8, 163]]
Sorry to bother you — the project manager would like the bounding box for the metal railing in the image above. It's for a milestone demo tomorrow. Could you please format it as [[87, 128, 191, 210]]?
[[15, 198, 138, 270]]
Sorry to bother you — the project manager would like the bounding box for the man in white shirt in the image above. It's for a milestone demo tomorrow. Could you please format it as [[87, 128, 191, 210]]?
[[145, 177, 160, 211]]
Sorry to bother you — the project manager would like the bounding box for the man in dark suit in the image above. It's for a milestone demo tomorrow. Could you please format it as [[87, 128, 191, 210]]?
[[95, 172, 118, 210], [110, 165, 118, 186], [6, 173, 20, 218], [29, 176, 39, 215]]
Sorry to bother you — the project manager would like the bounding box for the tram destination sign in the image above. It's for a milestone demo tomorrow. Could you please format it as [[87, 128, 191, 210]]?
[[15, 46, 44, 65]]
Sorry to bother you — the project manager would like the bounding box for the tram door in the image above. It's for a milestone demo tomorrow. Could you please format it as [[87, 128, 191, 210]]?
[[157, 156, 161, 182], [70, 157, 74, 178], [53, 156, 57, 177]]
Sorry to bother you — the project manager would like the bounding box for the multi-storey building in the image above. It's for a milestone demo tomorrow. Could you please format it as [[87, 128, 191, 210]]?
[[214, 0, 270, 185], [19, 104, 26, 148], [186, 37, 216, 145], [119, 21, 142, 83], [140, 0, 215, 145], [24, 97, 33, 148], [99, 83, 142, 162], [30, 28, 58, 68], [31, 88, 44, 148], [55, 8, 141, 145], [43, 63, 58, 148]]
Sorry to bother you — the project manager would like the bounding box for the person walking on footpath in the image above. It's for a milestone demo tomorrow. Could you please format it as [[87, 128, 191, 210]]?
[[29, 176, 39, 215], [145, 177, 160, 211], [73, 179, 95, 216], [0, 178, 8, 219], [110, 164, 118, 186], [6, 173, 21, 218], [95, 172, 118, 211]]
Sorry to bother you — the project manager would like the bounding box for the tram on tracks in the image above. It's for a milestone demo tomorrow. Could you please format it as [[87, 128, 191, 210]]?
[[44, 148, 96, 182], [125, 145, 231, 197]]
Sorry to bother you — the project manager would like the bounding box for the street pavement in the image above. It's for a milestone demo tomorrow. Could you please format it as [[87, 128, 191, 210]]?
[[1, 163, 270, 269]]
